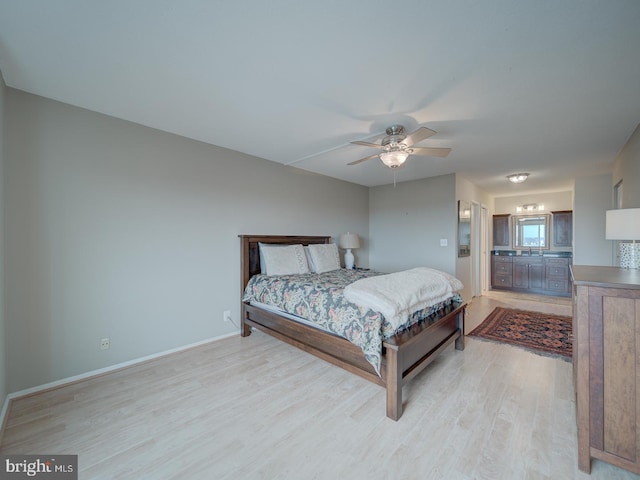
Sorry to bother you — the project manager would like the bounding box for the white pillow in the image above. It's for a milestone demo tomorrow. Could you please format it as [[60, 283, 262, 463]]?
[[259, 244, 310, 275], [307, 243, 341, 273], [259, 243, 283, 272], [304, 246, 317, 272]]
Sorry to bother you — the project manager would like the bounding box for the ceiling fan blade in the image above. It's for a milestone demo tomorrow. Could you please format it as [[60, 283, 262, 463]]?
[[411, 147, 451, 158], [350, 140, 384, 149], [348, 153, 380, 166], [403, 127, 437, 146]]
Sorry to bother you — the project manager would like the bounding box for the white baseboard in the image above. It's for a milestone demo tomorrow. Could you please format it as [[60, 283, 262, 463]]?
[[0, 330, 239, 432]]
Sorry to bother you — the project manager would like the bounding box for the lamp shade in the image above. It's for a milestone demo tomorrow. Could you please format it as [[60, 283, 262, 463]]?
[[339, 233, 360, 249], [606, 209, 640, 240]]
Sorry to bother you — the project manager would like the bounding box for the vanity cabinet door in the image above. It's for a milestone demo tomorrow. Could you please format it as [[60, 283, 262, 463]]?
[[553, 210, 573, 247], [493, 214, 510, 247], [529, 262, 545, 289], [513, 257, 544, 289], [513, 260, 528, 288]]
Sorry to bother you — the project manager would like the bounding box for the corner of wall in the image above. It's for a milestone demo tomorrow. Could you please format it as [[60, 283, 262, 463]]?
[[613, 122, 640, 208], [0, 67, 8, 432]]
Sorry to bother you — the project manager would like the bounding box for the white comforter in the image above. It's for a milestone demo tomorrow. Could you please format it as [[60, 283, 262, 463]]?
[[343, 267, 464, 331]]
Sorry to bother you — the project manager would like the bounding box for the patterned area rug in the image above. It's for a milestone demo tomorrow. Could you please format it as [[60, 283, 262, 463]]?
[[469, 307, 572, 360]]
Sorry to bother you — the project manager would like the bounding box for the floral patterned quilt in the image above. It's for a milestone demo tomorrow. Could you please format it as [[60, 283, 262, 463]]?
[[242, 269, 462, 375]]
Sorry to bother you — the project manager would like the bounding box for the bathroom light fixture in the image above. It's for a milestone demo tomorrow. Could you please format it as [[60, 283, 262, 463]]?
[[507, 173, 529, 184], [516, 203, 544, 213]]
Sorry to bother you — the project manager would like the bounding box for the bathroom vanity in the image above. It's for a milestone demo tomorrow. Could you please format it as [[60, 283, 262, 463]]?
[[491, 250, 572, 296]]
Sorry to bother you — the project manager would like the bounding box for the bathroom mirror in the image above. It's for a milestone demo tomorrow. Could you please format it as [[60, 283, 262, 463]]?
[[458, 200, 471, 257], [513, 214, 550, 249]]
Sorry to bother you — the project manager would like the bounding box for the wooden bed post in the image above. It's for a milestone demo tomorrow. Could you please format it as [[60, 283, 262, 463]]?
[[455, 308, 465, 351], [385, 345, 403, 421], [241, 312, 252, 337]]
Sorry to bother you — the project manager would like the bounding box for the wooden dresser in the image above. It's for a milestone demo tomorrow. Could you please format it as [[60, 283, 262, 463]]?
[[571, 265, 640, 474]]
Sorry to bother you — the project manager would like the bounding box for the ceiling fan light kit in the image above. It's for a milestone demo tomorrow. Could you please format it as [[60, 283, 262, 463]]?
[[348, 124, 450, 169], [507, 173, 529, 184], [379, 149, 410, 168]]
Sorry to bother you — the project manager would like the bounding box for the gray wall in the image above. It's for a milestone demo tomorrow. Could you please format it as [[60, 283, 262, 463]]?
[[487, 127, 640, 269], [368, 173, 492, 301], [573, 174, 613, 266], [0, 70, 6, 403], [369, 174, 456, 275], [5, 89, 369, 392], [613, 123, 640, 208]]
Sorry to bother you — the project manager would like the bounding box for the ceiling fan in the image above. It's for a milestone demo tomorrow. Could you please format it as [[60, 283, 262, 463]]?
[[348, 125, 451, 168]]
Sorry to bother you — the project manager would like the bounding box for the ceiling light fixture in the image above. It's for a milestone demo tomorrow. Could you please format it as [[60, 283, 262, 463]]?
[[507, 173, 529, 184], [379, 142, 411, 168], [348, 125, 450, 170], [379, 150, 409, 168]]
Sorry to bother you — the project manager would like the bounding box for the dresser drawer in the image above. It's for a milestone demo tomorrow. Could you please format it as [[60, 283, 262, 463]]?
[[494, 262, 512, 274], [545, 257, 569, 266], [493, 256, 513, 263], [493, 273, 513, 287], [546, 278, 568, 292], [546, 264, 569, 277]]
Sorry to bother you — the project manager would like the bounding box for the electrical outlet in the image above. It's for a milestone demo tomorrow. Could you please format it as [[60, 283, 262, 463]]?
[[223, 310, 232, 323], [100, 337, 110, 350]]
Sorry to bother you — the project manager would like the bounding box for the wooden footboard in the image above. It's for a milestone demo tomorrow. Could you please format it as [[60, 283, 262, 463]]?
[[383, 302, 465, 420], [239, 234, 465, 421], [242, 299, 465, 421]]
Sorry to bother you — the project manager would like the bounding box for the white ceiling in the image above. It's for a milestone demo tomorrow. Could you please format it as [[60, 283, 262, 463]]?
[[1, 1, 639, 196]]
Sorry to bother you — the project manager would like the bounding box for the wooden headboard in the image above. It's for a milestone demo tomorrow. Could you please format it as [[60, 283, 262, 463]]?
[[238, 235, 331, 296]]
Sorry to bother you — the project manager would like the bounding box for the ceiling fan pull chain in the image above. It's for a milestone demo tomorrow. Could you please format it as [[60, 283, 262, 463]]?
[[393, 170, 397, 188]]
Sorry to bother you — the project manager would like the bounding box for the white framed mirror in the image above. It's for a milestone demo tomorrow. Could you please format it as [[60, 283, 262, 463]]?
[[513, 214, 550, 249], [458, 200, 471, 257]]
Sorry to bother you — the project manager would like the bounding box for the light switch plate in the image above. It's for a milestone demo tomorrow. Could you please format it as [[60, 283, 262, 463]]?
[[440, 239, 448, 247]]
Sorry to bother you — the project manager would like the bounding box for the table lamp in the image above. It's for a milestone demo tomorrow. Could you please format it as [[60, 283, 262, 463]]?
[[339, 233, 360, 269], [606, 208, 640, 269]]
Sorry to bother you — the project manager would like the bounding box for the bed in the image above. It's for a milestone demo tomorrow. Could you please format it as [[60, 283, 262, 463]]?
[[239, 234, 466, 421]]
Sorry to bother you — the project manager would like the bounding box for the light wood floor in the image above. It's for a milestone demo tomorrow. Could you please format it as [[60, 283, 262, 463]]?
[[2, 292, 638, 479]]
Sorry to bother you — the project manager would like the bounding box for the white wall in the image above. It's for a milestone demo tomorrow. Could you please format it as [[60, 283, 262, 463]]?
[[573, 174, 613, 266], [5, 89, 369, 392], [0, 70, 6, 403], [369, 174, 456, 275]]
